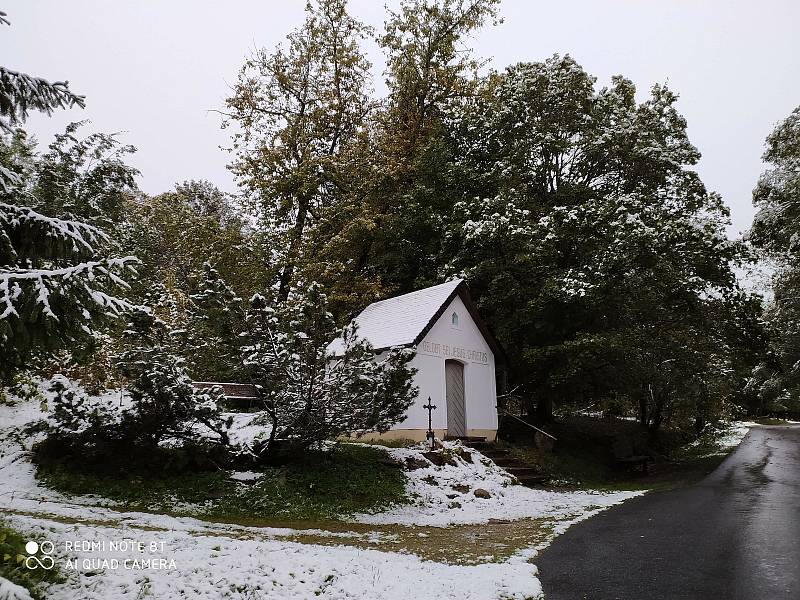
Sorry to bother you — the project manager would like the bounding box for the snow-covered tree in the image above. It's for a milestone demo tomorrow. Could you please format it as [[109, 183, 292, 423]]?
[[439, 55, 760, 428], [240, 283, 416, 459], [749, 105, 800, 413], [0, 202, 137, 384], [185, 261, 246, 381], [115, 310, 233, 447], [0, 12, 137, 384], [45, 310, 233, 462], [1, 7, 80, 199], [31, 121, 138, 228], [0, 11, 84, 144]]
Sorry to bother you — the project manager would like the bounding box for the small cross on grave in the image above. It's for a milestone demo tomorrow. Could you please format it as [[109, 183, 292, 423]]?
[[423, 397, 437, 451]]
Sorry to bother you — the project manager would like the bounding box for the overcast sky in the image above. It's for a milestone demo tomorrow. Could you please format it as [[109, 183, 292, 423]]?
[[3, 0, 799, 237]]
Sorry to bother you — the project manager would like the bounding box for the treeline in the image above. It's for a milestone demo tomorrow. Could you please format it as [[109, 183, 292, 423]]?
[[2, 0, 799, 438]]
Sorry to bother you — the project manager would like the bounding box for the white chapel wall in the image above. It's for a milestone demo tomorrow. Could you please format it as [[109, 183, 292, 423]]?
[[390, 295, 498, 433]]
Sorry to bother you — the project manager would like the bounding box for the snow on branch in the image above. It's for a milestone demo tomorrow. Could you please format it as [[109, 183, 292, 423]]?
[[0, 66, 85, 133], [0, 201, 109, 258], [0, 163, 20, 193], [0, 256, 138, 321]]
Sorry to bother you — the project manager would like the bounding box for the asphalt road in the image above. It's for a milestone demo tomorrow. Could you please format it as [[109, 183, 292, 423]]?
[[537, 425, 800, 600]]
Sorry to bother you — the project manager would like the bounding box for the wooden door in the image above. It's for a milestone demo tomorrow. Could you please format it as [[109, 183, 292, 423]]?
[[445, 360, 466, 437]]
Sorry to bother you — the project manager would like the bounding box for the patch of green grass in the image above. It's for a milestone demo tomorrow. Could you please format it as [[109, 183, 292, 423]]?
[[34, 444, 407, 523], [0, 521, 64, 600], [502, 443, 648, 491]]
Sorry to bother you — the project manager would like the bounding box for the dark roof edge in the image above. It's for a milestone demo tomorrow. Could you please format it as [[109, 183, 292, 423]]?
[[405, 281, 507, 365]]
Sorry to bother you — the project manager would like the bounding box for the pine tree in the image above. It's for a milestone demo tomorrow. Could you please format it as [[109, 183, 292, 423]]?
[[32, 121, 139, 228], [0, 11, 136, 384], [0, 201, 138, 383], [0, 12, 84, 137], [115, 309, 233, 449], [0, 9, 83, 195], [46, 309, 233, 461], [185, 261, 246, 381]]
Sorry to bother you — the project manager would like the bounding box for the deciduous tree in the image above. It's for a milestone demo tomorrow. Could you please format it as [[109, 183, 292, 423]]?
[[749, 105, 800, 414], [224, 0, 374, 303]]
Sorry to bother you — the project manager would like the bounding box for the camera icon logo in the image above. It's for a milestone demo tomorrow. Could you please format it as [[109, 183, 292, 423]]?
[[24, 540, 55, 570]]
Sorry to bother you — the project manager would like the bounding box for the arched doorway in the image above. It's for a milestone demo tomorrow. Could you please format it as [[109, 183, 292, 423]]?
[[445, 360, 466, 437]]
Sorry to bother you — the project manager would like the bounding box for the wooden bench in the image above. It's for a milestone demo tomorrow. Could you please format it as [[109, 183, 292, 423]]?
[[612, 437, 651, 474], [192, 381, 260, 412]]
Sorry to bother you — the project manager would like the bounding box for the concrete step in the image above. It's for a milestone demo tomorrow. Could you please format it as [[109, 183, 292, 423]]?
[[506, 466, 541, 477], [466, 443, 491, 451], [517, 474, 549, 487], [444, 436, 487, 443]]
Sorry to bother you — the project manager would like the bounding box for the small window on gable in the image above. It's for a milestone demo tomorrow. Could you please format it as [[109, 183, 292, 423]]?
[[451, 312, 459, 327]]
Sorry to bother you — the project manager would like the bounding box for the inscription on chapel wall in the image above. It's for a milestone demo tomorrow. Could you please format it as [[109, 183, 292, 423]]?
[[419, 340, 489, 364]]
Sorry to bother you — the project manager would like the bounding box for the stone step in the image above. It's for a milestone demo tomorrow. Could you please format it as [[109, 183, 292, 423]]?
[[505, 466, 541, 477], [491, 457, 521, 467], [481, 449, 511, 458], [517, 474, 550, 487]]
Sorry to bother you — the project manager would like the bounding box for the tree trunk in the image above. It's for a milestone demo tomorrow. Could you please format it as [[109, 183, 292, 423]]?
[[649, 411, 662, 433], [648, 394, 664, 434], [536, 395, 554, 422], [694, 414, 706, 435], [277, 195, 310, 303], [636, 388, 648, 427], [694, 384, 708, 434]]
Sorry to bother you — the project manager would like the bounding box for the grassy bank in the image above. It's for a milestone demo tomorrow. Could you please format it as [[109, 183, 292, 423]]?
[[34, 443, 407, 524], [498, 415, 744, 492]]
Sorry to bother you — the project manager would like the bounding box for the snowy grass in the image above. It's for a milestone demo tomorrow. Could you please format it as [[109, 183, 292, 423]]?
[[680, 420, 756, 459], [353, 442, 642, 527], [4, 513, 544, 600], [0, 520, 64, 600]]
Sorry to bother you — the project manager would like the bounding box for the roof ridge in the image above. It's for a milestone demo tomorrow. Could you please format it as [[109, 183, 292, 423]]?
[[326, 278, 465, 355], [365, 278, 463, 309]]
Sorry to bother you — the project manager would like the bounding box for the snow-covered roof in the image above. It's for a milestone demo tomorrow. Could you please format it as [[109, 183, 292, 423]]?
[[328, 279, 464, 355]]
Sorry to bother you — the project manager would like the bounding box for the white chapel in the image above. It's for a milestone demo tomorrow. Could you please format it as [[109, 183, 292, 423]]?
[[329, 279, 505, 441]]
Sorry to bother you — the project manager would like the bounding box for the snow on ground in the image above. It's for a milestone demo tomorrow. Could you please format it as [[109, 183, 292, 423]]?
[[0, 395, 542, 599], [0, 576, 34, 600], [0, 386, 646, 600], [718, 421, 757, 451], [5, 512, 542, 600], [354, 442, 641, 527], [686, 420, 759, 458], [228, 470, 263, 482]]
